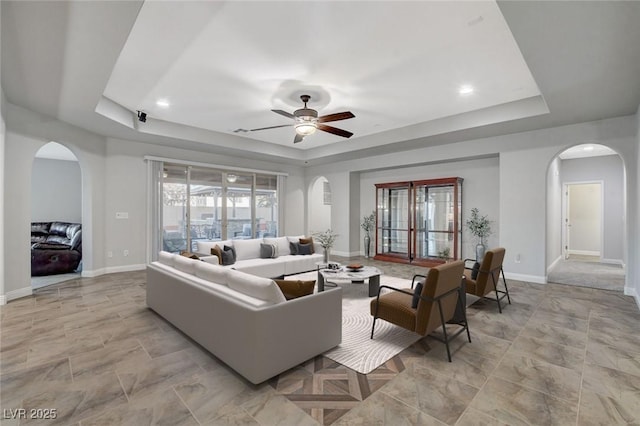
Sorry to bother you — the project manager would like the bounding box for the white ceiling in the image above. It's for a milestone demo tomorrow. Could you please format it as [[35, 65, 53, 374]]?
[[103, 1, 541, 149], [2, 1, 640, 166]]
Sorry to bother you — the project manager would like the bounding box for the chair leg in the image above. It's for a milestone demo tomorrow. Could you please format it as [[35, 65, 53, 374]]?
[[370, 317, 377, 339], [501, 267, 512, 304], [436, 300, 452, 362]]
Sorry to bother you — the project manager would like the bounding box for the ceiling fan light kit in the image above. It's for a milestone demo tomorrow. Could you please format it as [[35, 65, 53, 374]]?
[[250, 94, 355, 144]]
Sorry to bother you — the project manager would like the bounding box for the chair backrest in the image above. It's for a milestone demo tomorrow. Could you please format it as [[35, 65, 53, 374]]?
[[415, 260, 465, 335], [475, 248, 506, 296]]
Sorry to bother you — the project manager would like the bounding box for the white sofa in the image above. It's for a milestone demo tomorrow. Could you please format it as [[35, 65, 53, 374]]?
[[146, 251, 342, 384], [195, 236, 324, 278]]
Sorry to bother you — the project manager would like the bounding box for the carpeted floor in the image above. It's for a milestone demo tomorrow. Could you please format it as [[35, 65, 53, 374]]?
[[547, 256, 625, 291]]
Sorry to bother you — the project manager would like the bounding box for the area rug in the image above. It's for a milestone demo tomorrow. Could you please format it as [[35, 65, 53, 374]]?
[[285, 272, 422, 374]]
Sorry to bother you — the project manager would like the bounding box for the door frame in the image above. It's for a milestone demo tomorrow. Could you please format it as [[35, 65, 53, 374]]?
[[562, 180, 604, 260]]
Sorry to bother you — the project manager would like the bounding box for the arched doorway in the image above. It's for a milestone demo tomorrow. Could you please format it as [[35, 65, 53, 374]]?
[[31, 142, 83, 289], [308, 176, 332, 234], [546, 143, 626, 291]]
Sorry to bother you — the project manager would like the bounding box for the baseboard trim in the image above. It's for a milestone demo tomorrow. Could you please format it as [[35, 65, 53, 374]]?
[[547, 256, 562, 275], [331, 250, 361, 258], [601, 258, 624, 266], [568, 250, 600, 257], [82, 264, 146, 278], [105, 264, 146, 274], [624, 286, 640, 310], [504, 272, 546, 284], [2, 286, 33, 304]]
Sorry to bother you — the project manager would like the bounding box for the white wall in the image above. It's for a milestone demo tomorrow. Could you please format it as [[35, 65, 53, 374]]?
[[562, 155, 624, 262], [546, 157, 562, 271], [307, 115, 637, 285], [31, 158, 82, 223], [308, 176, 331, 233], [360, 156, 500, 259], [0, 90, 5, 303]]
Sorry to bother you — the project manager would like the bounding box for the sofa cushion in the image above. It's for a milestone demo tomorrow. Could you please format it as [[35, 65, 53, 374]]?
[[233, 238, 262, 261], [226, 269, 286, 304], [45, 235, 71, 246], [70, 229, 82, 251], [264, 236, 291, 256], [222, 245, 236, 265], [230, 257, 287, 279], [66, 224, 81, 240], [274, 279, 316, 300], [31, 222, 51, 234], [158, 251, 175, 267], [194, 261, 228, 285], [174, 255, 198, 275], [260, 242, 278, 259], [49, 222, 70, 237]]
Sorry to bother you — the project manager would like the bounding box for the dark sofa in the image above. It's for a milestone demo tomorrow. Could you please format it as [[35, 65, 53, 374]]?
[[31, 222, 82, 276]]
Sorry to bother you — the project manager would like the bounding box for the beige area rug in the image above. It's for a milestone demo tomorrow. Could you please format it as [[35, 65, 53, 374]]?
[[285, 272, 422, 374]]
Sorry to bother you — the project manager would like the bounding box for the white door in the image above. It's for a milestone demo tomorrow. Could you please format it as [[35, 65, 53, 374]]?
[[565, 183, 602, 258]]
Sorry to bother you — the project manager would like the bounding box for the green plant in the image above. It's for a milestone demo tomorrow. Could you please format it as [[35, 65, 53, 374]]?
[[361, 210, 376, 235], [313, 229, 339, 249], [437, 247, 451, 259], [466, 208, 492, 243]]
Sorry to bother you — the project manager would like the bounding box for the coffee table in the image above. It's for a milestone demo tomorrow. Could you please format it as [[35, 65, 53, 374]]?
[[317, 266, 382, 297]]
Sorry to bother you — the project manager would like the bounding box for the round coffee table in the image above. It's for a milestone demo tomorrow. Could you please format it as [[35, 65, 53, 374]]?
[[317, 266, 382, 297]]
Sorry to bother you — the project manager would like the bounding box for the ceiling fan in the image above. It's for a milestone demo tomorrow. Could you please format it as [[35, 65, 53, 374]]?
[[250, 95, 355, 143]]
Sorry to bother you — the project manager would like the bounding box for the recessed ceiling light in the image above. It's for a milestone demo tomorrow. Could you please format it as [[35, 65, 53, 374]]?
[[156, 99, 170, 108], [583, 146, 594, 151], [458, 85, 474, 95]]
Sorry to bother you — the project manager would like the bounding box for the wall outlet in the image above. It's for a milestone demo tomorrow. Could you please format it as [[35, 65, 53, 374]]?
[[123, 249, 129, 257], [107, 251, 113, 258], [115, 212, 129, 219]]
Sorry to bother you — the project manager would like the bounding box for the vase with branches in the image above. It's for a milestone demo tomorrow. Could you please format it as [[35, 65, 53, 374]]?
[[361, 210, 376, 258], [313, 229, 339, 263], [466, 208, 492, 261]]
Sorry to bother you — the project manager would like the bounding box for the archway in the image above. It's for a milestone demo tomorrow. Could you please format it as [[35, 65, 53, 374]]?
[[308, 176, 332, 234], [546, 143, 626, 291], [31, 142, 83, 288]]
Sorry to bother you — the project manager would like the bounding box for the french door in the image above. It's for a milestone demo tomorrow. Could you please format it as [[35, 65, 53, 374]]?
[[375, 177, 462, 265]]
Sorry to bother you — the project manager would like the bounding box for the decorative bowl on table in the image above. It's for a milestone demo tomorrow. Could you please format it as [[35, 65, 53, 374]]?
[[346, 263, 363, 272]]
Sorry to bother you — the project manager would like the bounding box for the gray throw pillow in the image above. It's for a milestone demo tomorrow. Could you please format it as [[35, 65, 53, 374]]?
[[222, 245, 236, 265], [289, 242, 299, 255], [260, 243, 278, 259], [296, 242, 313, 255]]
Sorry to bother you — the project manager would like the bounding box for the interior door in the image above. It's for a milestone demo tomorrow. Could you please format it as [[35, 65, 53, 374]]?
[[566, 183, 602, 258]]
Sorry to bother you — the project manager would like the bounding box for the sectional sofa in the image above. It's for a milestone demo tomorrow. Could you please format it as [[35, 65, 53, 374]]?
[[147, 250, 342, 384], [194, 235, 324, 278]]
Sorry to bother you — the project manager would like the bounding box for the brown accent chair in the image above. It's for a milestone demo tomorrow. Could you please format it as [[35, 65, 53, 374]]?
[[464, 247, 511, 313], [370, 260, 470, 362]]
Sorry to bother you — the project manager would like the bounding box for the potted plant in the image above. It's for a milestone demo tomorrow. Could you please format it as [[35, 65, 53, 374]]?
[[437, 247, 451, 261], [466, 208, 492, 261], [361, 210, 376, 258], [313, 229, 339, 263]]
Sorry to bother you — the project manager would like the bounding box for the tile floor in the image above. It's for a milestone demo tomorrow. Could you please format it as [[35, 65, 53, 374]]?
[[1, 256, 639, 425]]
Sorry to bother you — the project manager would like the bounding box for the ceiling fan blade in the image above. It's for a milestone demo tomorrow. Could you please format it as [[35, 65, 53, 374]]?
[[293, 134, 304, 144], [317, 111, 355, 123], [271, 109, 295, 119], [317, 124, 353, 138], [250, 124, 293, 132]]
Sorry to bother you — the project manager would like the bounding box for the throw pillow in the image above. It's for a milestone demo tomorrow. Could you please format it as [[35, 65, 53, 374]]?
[[260, 242, 278, 259], [299, 237, 315, 253], [274, 279, 316, 300], [210, 245, 223, 264], [180, 251, 200, 260], [221, 245, 236, 265], [296, 242, 313, 255], [471, 262, 481, 280], [411, 281, 424, 309], [289, 241, 299, 255]]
